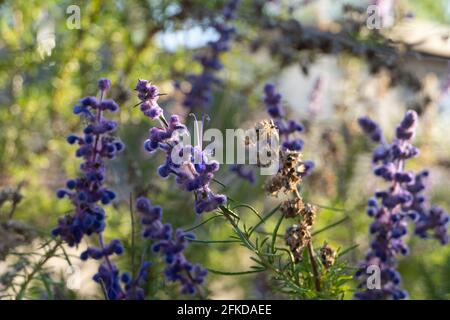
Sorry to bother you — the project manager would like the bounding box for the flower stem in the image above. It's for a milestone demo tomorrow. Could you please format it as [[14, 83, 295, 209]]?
[[307, 241, 321, 292], [16, 240, 61, 300]]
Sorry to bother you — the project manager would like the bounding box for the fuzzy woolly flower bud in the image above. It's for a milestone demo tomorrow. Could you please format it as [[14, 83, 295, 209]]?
[[98, 78, 111, 91]]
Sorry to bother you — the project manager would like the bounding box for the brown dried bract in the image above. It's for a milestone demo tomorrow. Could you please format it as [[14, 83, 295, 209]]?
[[264, 150, 306, 195], [319, 242, 337, 268], [285, 223, 311, 262], [281, 198, 305, 218], [255, 119, 278, 141], [300, 203, 317, 227]]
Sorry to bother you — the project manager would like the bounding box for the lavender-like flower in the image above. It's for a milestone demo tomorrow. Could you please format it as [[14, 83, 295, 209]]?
[[120, 261, 152, 300], [136, 197, 207, 294], [178, 0, 240, 111], [136, 80, 226, 214], [264, 83, 305, 152], [264, 83, 315, 175], [53, 78, 124, 246], [229, 164, 256, 184], [53, 79, 151, 300], [135, 79, 163, 119], [355, 110, 449, 300]]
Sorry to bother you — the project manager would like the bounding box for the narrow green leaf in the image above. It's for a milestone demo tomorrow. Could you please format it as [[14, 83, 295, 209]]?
[[233, 227, 256, 250], [232, 204, 263, 222], [221, 206, 240, 220], [259, 237, 269, 249], [207, 268, 266, 276], [212, 178, 227, 188], [250, 256, 265, 266], [184, 214, 223, 232], [312, 216, 349, 236], [338, 244, 360, 258], [189, 239, 240, 244], [248, 204, 281, 237], [308, 202, 346, 212], [271, 212, 285, 254]]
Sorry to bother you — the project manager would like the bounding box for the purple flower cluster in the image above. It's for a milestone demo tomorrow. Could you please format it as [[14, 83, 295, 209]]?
[[415, 206, 449, 242], [53, 78, 124, 246], [137, 80, 226, 214], [263, 83, 306, 153], [230, 164, 256, 184], [264, 83, 315, 179], [121, 262, 152, 300], [80, 239, 124, 260], [355, 110, 449, 300], [92, 259, 151, 300], [53, 79, 151, 300], [136, 197, 207, 294], [178, 0, 240, 111], [135, 79, 163, 119]]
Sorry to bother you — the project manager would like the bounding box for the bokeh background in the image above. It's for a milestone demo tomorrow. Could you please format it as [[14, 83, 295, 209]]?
[[1, 0, 450, 299]]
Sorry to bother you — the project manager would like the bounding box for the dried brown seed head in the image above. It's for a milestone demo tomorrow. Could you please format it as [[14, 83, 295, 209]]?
[[319, 242, 336, 268], [281, 198, 305, 218], [285, 223, 312, 262]]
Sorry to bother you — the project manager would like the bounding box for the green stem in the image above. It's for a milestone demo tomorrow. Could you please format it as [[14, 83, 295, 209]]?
[[218, 206, 303, 294], [307, 241, 321, 292], [248, 204, 281, 237], [129, 193, 136, 280], [16, 241, 61, 300], [270, 212, 285, 257]]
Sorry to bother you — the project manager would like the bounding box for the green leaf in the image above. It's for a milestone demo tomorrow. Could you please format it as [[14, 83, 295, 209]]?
[[259, 237, 270, 249], [189, 239, 241, 244], [220, 205, 240, 220], [231, 204, 263, 222], [312, 216, 349, 236], [338, 244, 359, 258], [248, 204, 281, 237], [271, 212, 285, 254], [233, 227, 256, 250], [184, 214, 224, 232], [207, 268, 266, 276], [250, 256, 265, 266]]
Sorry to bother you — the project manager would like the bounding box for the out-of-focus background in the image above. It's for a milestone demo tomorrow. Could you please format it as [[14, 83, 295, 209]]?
[[1, 0, 450, 299]]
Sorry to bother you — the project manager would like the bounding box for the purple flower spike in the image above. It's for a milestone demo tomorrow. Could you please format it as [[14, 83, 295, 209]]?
[[53, 79, 153, 300], [178, 0, 240, 112], [262, 83, 307, 154], [358, 117, 383, 143], [137, 80, 226, 214], [53, 78, 124, 247], [230, 164, 256, 184], [264, 83, 285, 118], [136, 197, 207, 294], [135, 80, 163, 119], [98, 78, 111, 91], [355, 110, 449, 300]]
